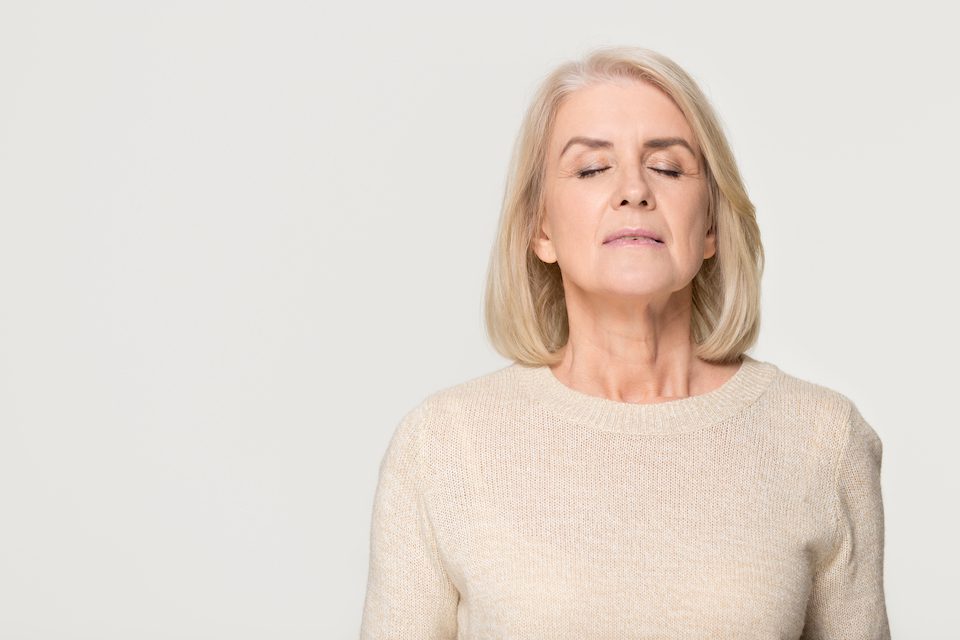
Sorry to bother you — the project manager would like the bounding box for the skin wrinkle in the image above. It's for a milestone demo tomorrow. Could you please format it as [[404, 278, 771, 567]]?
[[558, 135, 698, 160]]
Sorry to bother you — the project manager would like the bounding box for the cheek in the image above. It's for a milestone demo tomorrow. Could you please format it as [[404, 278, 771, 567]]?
[[664, 216, 710, 267], [549, 186, 603, 241]]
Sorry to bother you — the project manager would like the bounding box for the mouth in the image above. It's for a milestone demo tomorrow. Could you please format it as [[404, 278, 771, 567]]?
[[603, 228, 664, 244], [604, 236, 664, 247], [606, 235, 663, 244]]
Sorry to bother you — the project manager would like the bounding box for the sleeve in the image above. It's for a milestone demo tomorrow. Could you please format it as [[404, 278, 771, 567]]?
[[801, 401, 891, 639], [359, 401, 459, 639]]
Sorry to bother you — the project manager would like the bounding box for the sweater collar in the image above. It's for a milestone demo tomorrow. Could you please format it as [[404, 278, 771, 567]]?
[[511, 353, 779, 435]]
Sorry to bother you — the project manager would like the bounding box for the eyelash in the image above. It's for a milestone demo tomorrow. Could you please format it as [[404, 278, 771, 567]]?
[[576, 167, 682, 180]]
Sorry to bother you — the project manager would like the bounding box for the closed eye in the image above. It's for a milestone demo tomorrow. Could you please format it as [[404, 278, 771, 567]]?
[[576, 166, 609, 179], [576, 167, 683, 179], [652, 168, 682, 179]]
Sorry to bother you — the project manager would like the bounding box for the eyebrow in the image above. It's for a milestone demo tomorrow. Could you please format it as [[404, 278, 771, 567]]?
[[559, 135, 696, 158]]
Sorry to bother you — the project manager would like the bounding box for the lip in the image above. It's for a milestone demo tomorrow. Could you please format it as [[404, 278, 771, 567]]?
[[603, 227, 664, 244]]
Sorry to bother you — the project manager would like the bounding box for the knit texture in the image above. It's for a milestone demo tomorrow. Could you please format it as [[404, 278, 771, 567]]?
[[359, 354, 890, 639]]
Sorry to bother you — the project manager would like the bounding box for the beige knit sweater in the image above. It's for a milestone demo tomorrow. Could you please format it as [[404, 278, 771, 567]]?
[[359, 354, 890, 639]]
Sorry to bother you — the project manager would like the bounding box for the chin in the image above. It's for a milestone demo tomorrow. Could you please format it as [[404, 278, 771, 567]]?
[[600, 283, 667, 298]]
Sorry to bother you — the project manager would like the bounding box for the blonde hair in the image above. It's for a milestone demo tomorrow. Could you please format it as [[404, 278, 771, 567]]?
[[483, 45, 764, 366]]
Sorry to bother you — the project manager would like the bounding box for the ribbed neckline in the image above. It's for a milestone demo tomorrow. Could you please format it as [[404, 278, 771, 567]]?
[[511, 353, 779, 435]]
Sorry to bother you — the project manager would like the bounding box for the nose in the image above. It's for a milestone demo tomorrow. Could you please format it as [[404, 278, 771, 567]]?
[[612, 164, 654, 209]]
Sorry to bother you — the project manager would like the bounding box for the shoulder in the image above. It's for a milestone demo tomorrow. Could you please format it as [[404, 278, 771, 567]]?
[[761, 359, 881, 454], [418, 363, 518, 421], [378, 364, 522, 481], [769, 362, 852, 419], [392, 363, 520, 440]]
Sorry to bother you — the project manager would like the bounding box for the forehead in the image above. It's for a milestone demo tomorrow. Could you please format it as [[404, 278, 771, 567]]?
[[549, 79, 697, 154]]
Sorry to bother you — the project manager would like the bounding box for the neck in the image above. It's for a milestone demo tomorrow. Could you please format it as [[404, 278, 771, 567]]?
[[555, 284, 718, 404]]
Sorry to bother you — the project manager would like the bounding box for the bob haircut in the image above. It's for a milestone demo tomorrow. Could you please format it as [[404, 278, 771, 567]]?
[[483, 45, 763, 367]]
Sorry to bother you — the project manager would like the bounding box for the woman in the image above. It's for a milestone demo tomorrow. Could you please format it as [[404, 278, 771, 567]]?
[[360, 46, 890, 639]]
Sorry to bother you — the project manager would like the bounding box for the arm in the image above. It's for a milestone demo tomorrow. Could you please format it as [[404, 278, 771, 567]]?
[[359, 401, 459, 639], [801, 401, 891, 639]]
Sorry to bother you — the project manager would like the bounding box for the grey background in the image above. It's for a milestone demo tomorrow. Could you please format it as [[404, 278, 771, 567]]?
[[1, 1, 955, 638]]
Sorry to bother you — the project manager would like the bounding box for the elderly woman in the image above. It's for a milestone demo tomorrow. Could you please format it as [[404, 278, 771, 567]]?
[[359, 46, 890, 639]]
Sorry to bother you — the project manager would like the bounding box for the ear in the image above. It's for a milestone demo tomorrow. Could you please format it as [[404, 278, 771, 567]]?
[[703, 223, 717, 260], [531, 213, 558, 264]]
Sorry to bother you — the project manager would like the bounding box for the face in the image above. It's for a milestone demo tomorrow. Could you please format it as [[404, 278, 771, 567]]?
[[533, 79, 713, 304]]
